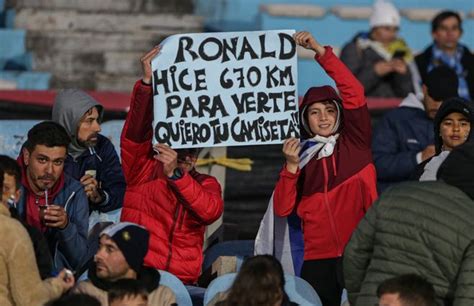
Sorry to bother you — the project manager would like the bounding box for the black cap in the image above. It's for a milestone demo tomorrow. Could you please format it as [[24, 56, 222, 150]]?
[[425, 66, 459, 101], [433, 97, 473, 153], [100, 222, 149, 273]]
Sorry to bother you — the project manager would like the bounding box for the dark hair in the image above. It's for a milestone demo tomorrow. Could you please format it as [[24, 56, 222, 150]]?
[[431, 11, 462, 33], [0, 155, 21, 189], [218, 255, 285, 306], [424, 66, 458, 101], [44, 293, 101, 306], [377, 274, 436, 306], [24, 121, 71, 153], [108, 279, 149, 304]]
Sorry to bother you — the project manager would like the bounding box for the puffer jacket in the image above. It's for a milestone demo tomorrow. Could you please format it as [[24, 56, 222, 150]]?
[[344, 181, 474, 306], [273, 47, 378, 261], [120, 81, 224, 284]]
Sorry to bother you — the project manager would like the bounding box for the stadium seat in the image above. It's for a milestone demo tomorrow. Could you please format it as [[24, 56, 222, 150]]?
[[158, 270, 193, 306], [0, 119, 39, 157], [204, 272, 323, 306]]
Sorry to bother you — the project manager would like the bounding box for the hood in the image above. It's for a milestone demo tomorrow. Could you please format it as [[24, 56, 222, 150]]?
[[88, 262, 160, 293], [433, 97, 474, 153], [299, 86, 343, 139], [52, 89, 104, 159], [438, 141, 474, 200], [398, 93, 425, 111]]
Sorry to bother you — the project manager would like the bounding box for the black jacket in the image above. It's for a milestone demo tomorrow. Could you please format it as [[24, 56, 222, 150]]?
[[415, 44, 474, 99]]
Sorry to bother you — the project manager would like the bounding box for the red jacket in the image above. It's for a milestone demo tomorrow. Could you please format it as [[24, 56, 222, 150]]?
[[274, 48, 378, 260], [120, 81, 224, 284]]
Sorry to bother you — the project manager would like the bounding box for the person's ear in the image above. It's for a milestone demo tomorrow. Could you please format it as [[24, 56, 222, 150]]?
[[14, 189, 21, 202], [22, 147, 30, 166], [422, 84, 428, 97]]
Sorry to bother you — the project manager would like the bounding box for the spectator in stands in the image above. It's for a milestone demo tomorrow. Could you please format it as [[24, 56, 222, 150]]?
[[0, 154, 53, 279], [415, 11, 474, 100], [269, 31, 377, 306], [0, 167, 76, 306], [108, 279, 150, 306], [372, 66, 459, 191], [45, 293, 101, 306], [119, 46, 223, 291], [413, 97, 473, 181], [209, 255, 297, 306], [340, 0, 414, 97], [17, 121, 89, 272], [52, 89, 125, 213], [377, 274, 436, 306], [344, 142, 474, 306], [74, 222, 176, 306]]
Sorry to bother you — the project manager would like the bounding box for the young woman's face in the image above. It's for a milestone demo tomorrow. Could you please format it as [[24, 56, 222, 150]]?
[[440, 112, 471, 150], [307, 102, 338, 137]]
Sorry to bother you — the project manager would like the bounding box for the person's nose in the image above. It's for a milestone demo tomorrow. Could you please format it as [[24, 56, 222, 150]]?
[[93, 120, 101, 133]]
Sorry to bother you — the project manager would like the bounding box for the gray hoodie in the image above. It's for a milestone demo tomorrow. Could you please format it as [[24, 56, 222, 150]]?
[[52, 89, 104, 160]]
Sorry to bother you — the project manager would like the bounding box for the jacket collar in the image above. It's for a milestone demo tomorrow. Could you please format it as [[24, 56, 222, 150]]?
[[88, 262, 161, 292]]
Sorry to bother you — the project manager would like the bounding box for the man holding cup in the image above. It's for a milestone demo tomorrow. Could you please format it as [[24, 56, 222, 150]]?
[[17, 121, 89, 272]]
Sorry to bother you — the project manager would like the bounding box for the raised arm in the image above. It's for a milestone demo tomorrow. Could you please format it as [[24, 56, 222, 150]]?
[[295, 31, 371, 148], [120, 47, 161, 186]]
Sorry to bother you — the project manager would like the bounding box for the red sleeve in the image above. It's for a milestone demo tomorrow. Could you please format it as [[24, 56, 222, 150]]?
[[273, 165, 300, 217], [120, 80, 160, 187], [316, 47, 371, 148], [168, 173, 224, 224]]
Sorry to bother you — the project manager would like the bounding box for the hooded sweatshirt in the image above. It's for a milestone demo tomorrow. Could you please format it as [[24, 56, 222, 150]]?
[[52, 90, 126, 213], [433, 97, 474, 154], [412, 98, 474, 181], [52, 89, 104, 161]]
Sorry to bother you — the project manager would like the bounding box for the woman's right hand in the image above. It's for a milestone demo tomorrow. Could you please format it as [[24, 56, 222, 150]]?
[[140, 46, 161, 85], [283, 138, 300, 174]]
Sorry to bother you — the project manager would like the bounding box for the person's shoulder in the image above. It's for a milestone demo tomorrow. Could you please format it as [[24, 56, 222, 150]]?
[[382, 106, 426, 123], [96, 134, 118, 154], [415, 45, 432, 62], [190, 170, 220, 185], [0, 213, 27, 235], [73, 281, 106, 302], [150, 285, 177, 305], [62, 174, 85, 192]]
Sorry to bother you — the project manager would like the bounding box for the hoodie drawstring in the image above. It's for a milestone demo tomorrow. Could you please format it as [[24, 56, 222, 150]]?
[[331, 154, 337, 177]]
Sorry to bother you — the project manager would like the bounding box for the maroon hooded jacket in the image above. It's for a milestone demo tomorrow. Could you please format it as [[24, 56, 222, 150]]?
[[274, 47, 378, 260]]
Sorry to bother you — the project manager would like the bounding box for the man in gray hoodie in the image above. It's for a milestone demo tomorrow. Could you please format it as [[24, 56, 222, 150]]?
[[52, 90, 125, 214]]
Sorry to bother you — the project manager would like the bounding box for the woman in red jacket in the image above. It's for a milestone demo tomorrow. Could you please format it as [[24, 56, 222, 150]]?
[[273, 32, 378, 306]]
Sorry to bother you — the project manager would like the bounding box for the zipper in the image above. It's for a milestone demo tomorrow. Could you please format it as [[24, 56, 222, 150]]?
[[165, 202, 181, 270], [322, 158, 343, 256]]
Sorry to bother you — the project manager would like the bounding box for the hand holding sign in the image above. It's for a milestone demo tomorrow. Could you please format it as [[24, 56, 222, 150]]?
[[151, 30, 300, 149], [153, 143, 178, 177], [293, 31, 326, 57], [283, 137, 300, 174], [141, 46, 161, 85]]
